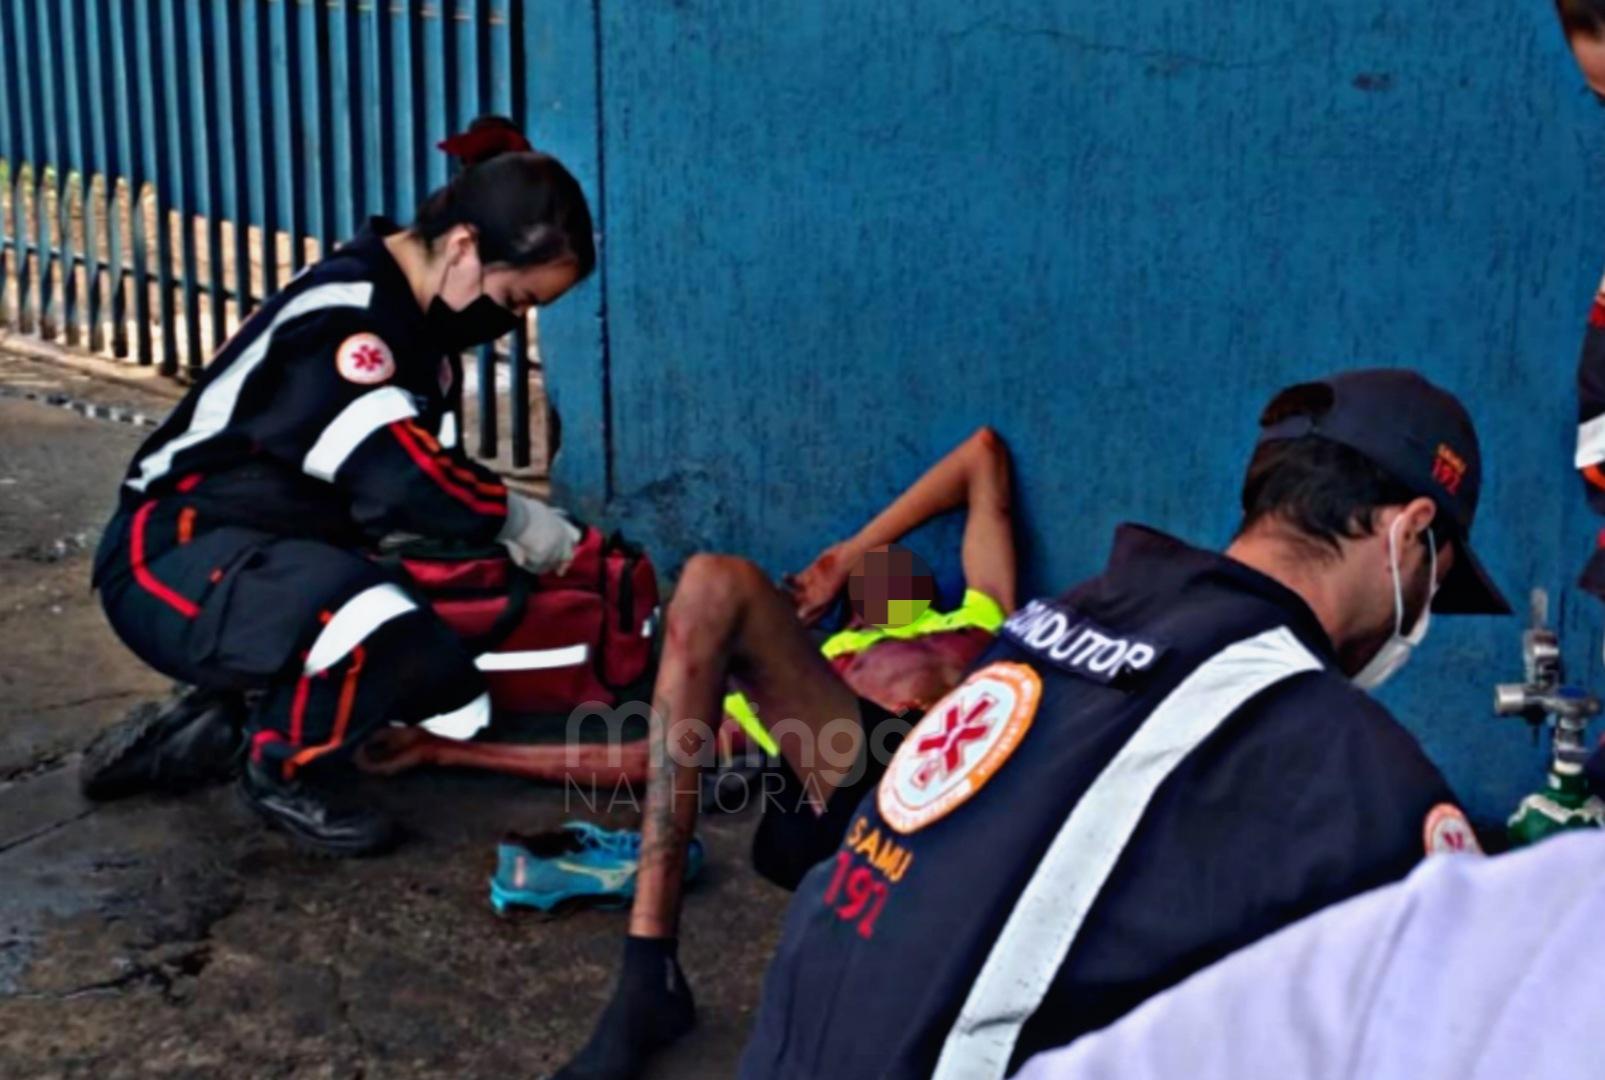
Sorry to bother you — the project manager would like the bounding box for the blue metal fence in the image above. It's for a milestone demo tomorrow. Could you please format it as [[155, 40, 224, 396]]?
[[0, 0, 544, 469]]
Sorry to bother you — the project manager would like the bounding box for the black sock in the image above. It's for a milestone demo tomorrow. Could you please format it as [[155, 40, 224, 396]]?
[[552, 936, 696, 1080]]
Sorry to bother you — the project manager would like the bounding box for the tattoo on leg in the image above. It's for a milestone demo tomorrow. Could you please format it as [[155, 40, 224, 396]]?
[[641, 700, 692, 864]]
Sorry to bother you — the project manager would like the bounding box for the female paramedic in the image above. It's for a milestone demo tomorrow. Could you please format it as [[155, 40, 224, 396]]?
[[81, 123, 594, 856]]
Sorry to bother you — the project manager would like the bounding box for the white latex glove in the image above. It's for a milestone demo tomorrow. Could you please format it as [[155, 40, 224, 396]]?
[[498, 491, 581, 574]]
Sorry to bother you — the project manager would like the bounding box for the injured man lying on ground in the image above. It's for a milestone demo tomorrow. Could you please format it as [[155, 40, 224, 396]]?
[[551, 424, 1019, 1080]]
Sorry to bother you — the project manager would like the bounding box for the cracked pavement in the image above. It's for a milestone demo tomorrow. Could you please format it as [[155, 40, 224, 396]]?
[[0, 351, 782, 1078]]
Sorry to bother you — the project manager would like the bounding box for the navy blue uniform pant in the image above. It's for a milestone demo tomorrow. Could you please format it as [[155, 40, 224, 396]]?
[[95, 501, 484, 778]]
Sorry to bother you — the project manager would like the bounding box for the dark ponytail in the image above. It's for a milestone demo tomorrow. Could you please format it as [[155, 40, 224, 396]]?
[[415, 116, 596, 279], [1558, 0, 1605, 40]]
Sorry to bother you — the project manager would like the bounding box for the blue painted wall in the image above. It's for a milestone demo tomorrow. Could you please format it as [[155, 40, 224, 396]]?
[[535, 0, 1605, 824]]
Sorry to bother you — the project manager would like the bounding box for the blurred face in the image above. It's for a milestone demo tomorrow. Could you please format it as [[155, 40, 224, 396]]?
[[1570, 30, 1605, 103], [847, 545, 937, 629]]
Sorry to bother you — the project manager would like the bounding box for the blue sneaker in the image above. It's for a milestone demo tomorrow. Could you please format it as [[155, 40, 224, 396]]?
[[489, 821, 704, 916], [555, 822, 706, 883]]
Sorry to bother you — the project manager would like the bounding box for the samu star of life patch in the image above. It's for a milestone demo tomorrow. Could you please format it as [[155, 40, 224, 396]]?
[[878, 662, 1041, 835], [335, 332, 396, 385], [1423, 802, 1482, 856]]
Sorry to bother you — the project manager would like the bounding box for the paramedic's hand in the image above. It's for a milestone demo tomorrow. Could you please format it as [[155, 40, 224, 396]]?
[[499, 492, 581, 574], [787, 540, 856, 625]]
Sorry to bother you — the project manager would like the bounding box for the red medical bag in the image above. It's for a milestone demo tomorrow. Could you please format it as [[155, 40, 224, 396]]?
[[395, 528, 658, 715]]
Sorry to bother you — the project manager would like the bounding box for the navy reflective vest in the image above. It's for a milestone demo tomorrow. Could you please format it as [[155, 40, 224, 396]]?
[[740, 525, 1466, 1080]]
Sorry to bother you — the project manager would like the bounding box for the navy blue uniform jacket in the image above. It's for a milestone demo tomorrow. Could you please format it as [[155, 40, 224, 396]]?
[[740, 525, 1466, 1080]]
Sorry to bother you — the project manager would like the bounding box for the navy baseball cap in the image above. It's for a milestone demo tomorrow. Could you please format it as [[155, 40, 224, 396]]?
[[1257, 368, 1510, 616]]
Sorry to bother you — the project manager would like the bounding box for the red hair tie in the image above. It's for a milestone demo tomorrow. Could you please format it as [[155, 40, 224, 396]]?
[[438, 122, 533, 167]]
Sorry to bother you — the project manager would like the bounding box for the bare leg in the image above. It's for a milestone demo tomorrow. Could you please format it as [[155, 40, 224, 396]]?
[[630, 553, 861, 937], [353, 727, 649, 787], [555, 554, 861, 1080]]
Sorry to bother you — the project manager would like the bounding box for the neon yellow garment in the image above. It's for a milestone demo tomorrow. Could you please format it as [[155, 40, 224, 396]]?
[[817, 588, 1006, 659], [724, 588, 1006, 756]]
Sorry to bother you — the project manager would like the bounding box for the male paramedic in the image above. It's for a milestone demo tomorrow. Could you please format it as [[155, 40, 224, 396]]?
[[738, 368, 1510, 1079]]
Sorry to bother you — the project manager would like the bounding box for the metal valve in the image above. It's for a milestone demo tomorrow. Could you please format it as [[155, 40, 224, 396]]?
[[1493, 589, 1598, 742], [1495, 588, 1605, 845]]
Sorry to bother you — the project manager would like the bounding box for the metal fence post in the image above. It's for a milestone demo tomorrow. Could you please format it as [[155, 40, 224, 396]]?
[[32, 0, 61, 341], [61, 0, 93, 349], [82, 0, 115, 353], [0, 0, 14, 328]]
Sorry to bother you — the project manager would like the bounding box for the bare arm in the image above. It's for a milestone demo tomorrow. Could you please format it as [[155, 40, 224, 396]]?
[[789, 426, 1018, 622]]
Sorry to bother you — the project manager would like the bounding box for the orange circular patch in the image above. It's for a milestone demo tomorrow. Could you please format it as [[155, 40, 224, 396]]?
[[878, 662, 1041, 835]]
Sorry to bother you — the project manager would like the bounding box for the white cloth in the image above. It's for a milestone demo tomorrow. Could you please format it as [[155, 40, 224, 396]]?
[[497, 492, 580, 574], [1016, 831, 1605, 1080]]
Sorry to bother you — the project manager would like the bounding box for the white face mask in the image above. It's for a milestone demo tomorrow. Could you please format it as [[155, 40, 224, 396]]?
[[1351, 518, 1438, 692]]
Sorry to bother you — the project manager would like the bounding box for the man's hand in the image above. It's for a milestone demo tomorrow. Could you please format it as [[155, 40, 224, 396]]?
[[786, 540, 858, 625], [499, 492, 581, 574]]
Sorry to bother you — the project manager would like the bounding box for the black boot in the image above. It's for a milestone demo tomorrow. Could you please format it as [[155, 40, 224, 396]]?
[[238, 759, 397, 857], [80, 686, 247, 800], [552, 936, 696, 1080]]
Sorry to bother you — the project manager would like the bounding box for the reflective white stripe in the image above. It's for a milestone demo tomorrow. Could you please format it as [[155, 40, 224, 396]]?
[[420, 691, 492, 740], [303, 583, 418, 675], [933, 626, 1323, 1080], [1577, 413, 1605, 470], [438, 411, 459, 449], [474, 643, 589, 672], [128, 281, 375, 491], [302, 386, 419, 481]]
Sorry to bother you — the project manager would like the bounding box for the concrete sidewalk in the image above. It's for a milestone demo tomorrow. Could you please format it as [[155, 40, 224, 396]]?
[[0, 351, 780, 1079]]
